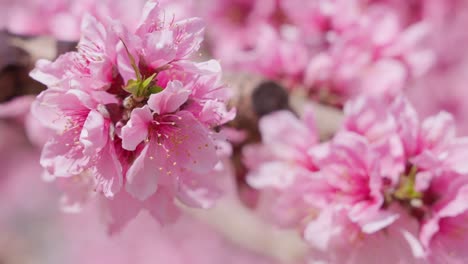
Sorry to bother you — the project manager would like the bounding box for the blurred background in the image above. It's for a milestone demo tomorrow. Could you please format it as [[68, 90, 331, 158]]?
[[1, 0, 468, 263]]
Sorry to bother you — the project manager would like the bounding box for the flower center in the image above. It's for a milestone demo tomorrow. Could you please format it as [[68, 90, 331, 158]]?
[[385, 165, 439, 221], [393, 165, 422, 201]]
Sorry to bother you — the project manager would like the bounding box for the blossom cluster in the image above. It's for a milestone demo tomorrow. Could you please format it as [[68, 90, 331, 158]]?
[[198, 0, 433, 104], [29, 0, 234, 231], [0, 0, 147, 41], [245, 95, 468, 262]]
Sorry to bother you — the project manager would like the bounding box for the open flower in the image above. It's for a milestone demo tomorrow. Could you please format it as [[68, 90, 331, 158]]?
[[246, 95, 468, 262], [244, 107, 318, 227], [308, 132, 400, 234], [33, 88, 122, 197], [31, 0, 234, 230]]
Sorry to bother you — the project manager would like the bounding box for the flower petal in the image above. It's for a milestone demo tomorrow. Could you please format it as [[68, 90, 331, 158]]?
[[122, 106, 152, 151], [165, 111, 218, 173], [125, 141, 164, 201], [147, 80, 190, 114]]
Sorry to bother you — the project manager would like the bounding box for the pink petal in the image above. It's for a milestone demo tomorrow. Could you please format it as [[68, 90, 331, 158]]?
[[93, 143, 123, 198], [401, 229, 426, 258], [40, 131, 90, 177], [421, 111, 456, 149], [359, 211, 399, 234], [136, 0, 164, 34], [303, 209, 337, 251], [177, 169, 221, 209], [104, 191, 142, 234], [147, 81, 190, 114], [247, 161, 298, 189], [29, 53, 78, 88], [166, 111, 218, 173], [143, 29, 176, 69], [143, 188, 180, 224], [172, 17, 205, 58], [259, 110, 317, 161], [125, 141, 165, 201], [79, 14, 106, 52], [437, 185, 468, 219], [31, 90, 83, 131], [122, 106, 152, 151], [414, 171, 435, 192], [80, 110, 108, 155]]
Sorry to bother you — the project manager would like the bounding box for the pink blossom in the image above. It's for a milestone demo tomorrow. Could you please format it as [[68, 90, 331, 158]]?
[[307, 132, 400, 234], [417, 171, 468, 263], [341, 96, 407, 184], [332, 97, 468, 260], [244, 107, 318, 227], [405, 0, 468, 136], [0, 0, 147, 41], [199, 0, 433, 103], [302, 2, 434, 102], [246, 94, 468, 261], [32, 89, 122, 197], [30, 0, 234, 230], [197, 0, 310, 82], [305, 206, 424, 264], [411, 112, 468, 176], [121, 104, 218, 201], [342, 96, 468, 180]]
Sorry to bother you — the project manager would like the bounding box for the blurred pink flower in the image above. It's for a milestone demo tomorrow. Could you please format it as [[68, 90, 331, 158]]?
[[302, 1, 434, 102], [417, 171, 468, 263], [406, 0, 468, 136], [246, 95, 468, 262], [342, 96, 468, 262], [0, 0, 147, 41], [304, 206, 424, 264], [308, 132, 400, 234], [198, 0, 433, 103], [244, 107, 318, 227], [59, 203, 279, 264]]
